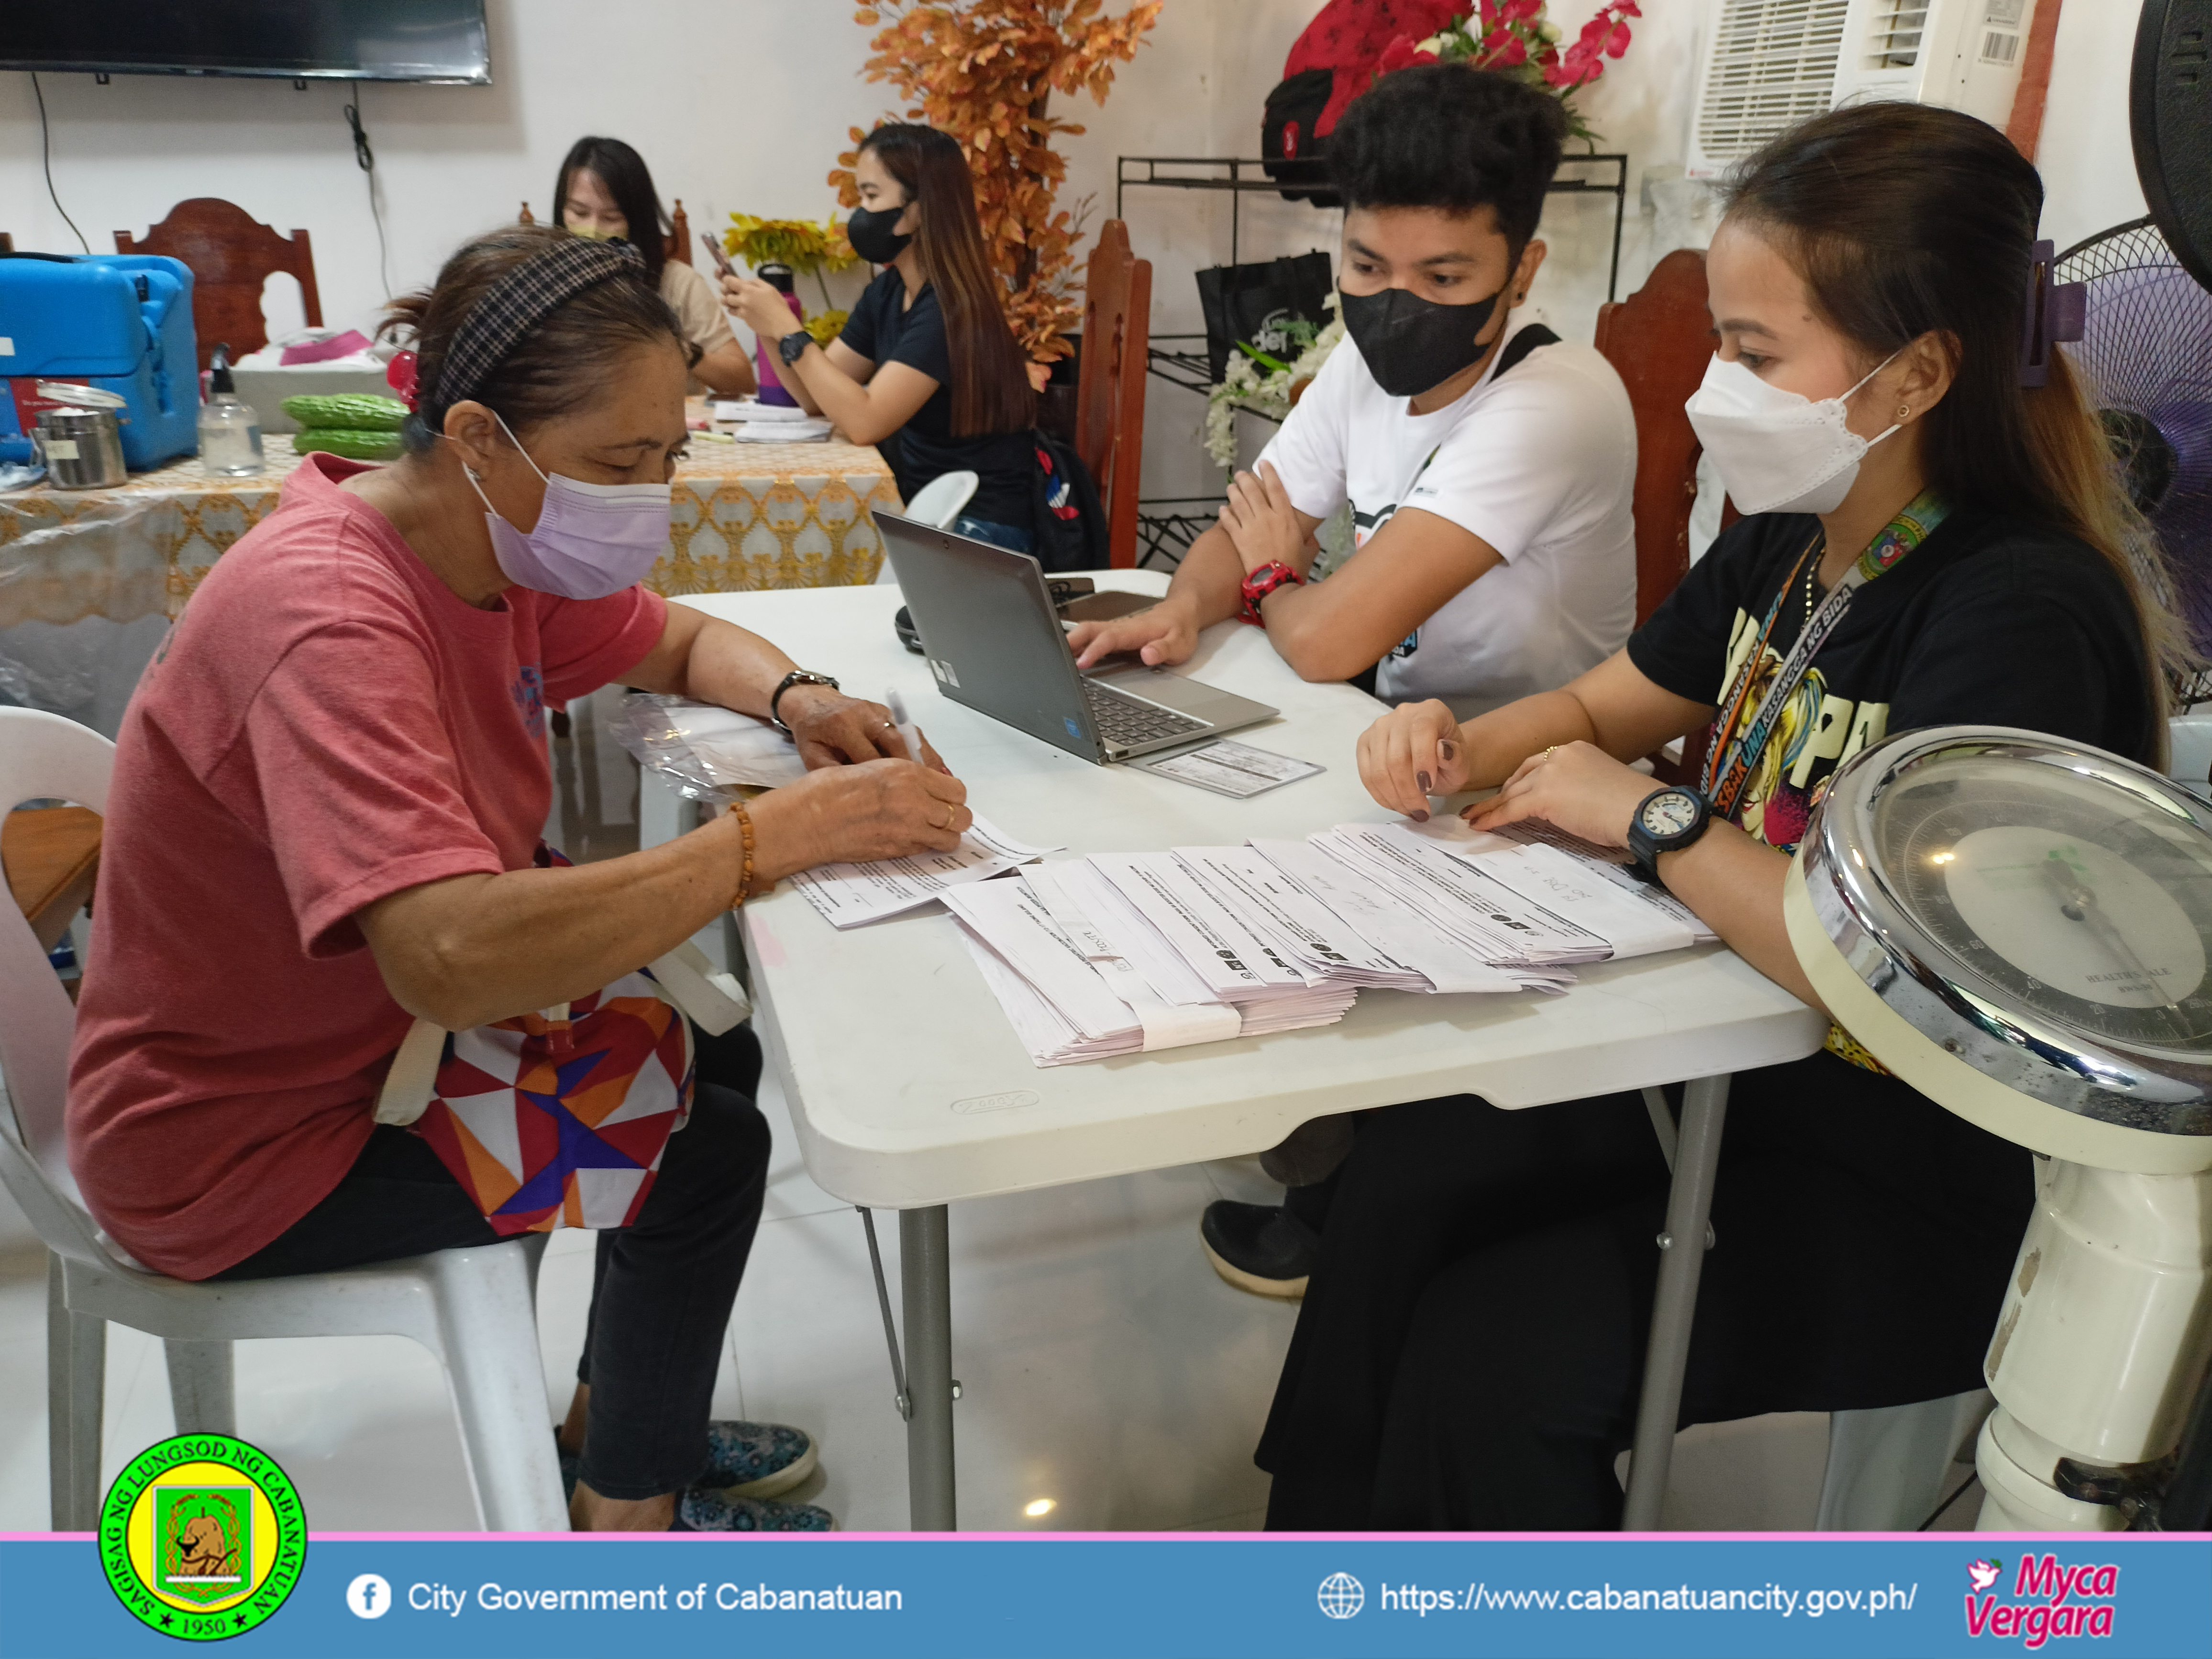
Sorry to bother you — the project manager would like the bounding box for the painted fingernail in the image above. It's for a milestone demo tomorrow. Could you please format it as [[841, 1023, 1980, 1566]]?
[[1416, 770, 1432, 793], [1411, 808, 1430, 822], [1439, 740, 1458, 762]]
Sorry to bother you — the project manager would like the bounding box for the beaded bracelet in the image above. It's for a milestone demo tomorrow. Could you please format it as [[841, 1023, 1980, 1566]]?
[[726, 800, 757, 908]]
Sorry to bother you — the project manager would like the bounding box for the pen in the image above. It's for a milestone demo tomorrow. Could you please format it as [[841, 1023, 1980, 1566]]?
[[885, 686, 924, 763]]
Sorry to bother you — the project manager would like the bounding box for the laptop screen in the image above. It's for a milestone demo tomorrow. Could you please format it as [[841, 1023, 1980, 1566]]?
[[877, 515, 1100, 762]]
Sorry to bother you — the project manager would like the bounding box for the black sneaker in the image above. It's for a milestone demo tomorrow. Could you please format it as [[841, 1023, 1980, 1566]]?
[[1200, 1200, 1318, 1299]]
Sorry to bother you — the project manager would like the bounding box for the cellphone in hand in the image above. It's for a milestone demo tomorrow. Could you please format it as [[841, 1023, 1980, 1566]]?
[[700, 232, 736, 279]]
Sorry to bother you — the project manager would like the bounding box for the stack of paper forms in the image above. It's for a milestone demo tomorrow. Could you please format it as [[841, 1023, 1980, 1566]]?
[[933, 823, 1725, 1079], [940, 819, 1715, 1068]]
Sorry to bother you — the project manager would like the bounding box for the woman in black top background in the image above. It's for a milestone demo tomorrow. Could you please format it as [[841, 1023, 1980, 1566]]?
[[1258, 100, 2178, 1530], [724, 123, 1040, 551]]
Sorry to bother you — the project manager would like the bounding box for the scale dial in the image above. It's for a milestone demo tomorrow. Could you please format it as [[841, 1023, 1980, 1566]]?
[[1790, 728, 2212, 1168]]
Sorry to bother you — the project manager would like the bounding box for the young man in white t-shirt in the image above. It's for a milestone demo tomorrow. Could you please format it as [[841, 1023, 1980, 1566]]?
[[1069, 64, 1637, 727], [1069, 64, 1640, 1299]]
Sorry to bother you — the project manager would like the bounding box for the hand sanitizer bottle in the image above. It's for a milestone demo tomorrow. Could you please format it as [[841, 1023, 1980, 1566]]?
[[199, 343, 265, 476]]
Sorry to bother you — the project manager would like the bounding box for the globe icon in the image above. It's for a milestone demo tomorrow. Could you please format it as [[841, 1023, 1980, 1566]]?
[[1317, 1571, 1365, 1619]]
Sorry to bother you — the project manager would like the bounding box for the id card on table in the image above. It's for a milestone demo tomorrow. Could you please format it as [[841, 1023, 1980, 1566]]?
[[1131, 740, 1323, 799]]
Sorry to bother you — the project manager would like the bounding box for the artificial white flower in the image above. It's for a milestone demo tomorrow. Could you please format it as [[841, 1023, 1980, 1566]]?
[[1415, 33, 1448, 53]]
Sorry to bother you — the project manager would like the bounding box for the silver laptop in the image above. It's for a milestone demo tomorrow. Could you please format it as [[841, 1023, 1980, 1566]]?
[[878, 513, 1277, 764]]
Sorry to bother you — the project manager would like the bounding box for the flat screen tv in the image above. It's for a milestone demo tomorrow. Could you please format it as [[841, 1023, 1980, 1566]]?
[[0, 0, 491, 84]]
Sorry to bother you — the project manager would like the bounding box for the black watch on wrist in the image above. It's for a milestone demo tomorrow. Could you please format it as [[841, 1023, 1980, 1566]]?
[[1626, 785, 1712, 884], [768, 669, 839, 735], [777, 330, 812, 368]]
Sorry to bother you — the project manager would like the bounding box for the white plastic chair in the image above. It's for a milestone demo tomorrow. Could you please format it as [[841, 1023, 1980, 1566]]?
[[0, 708, 567, 1532], [874, 469, 980, 583], [1817, 1389, 1994, 1529]]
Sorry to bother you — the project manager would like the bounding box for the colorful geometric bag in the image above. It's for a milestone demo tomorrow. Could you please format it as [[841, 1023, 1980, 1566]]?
[[372, 849, 750, 1234]]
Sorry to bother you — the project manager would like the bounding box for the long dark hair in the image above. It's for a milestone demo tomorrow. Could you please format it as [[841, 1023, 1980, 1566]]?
[[381, 224, 690, 454], [1725, 102, 2183, 710], [859, 123, 1036, 438], [555, 135, 668, 286]]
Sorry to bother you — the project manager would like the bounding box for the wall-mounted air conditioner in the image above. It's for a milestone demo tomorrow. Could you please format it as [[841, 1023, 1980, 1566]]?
[[1686, 0, 2036, 181]]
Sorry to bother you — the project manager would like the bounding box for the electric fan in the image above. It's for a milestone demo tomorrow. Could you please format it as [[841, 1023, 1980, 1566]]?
[[2056, 0, 2212, 699], [2055, 219, 2212, 689]]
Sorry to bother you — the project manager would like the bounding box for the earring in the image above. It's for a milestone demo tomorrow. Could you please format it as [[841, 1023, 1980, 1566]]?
[[1895, 403, 1911, 420]]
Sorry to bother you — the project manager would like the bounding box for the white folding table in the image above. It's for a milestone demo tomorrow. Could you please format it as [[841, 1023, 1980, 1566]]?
[[670, 575, 1827, 1530]]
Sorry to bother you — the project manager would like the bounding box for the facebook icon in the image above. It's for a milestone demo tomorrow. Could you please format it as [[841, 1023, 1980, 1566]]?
[[347, 1573, 392, 1619]]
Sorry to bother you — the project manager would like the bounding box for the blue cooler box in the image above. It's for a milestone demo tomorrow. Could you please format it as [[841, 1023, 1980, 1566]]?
[[0, 253, 199, 471]]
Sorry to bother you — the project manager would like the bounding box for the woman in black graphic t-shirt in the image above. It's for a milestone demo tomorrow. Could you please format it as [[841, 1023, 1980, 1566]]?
[[722, 124, 1039, 551], [1255, 101, 2174, 1531]]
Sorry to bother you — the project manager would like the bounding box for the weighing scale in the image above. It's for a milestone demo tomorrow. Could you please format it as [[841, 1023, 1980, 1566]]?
[[1787, 727, 2212, 1529]]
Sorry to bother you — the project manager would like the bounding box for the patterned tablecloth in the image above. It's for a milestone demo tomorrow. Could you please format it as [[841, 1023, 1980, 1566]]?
[[0, 431, 902, 630]]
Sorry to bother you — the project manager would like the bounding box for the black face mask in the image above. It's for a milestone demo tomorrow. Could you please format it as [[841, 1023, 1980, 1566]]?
[[847, 204, 913, 265], [1338, 283, 1505, 398]]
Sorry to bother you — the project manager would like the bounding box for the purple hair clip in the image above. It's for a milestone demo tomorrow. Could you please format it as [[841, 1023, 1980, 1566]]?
[[2020, 239, 2086, 388]]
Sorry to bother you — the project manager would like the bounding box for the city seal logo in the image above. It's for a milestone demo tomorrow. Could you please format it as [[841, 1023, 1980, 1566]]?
[[99, 1434, 306, 1641]]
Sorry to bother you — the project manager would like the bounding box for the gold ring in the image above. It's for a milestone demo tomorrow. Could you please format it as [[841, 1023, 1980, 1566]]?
[[883, 720, 896, 730], [1543, 746, 1558, 760]]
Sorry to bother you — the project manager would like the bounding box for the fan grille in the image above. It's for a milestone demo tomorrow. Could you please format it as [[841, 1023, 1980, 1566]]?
[[2057, 218, 2212, 699]]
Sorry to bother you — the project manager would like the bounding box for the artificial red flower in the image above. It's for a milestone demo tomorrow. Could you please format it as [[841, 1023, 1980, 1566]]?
[[1499, 0, 1544, 20], [1478, 25, 1529, 67], [1377, 31, 1441, 72]]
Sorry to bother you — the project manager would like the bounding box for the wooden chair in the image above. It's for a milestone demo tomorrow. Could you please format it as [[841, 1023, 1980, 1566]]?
[[1593, 249, 1715, 627], [4, 806, 100, 957], [115, 199, 322, 372], [1074, 220, 1152, 570], [1593, 249, 1725, 785]]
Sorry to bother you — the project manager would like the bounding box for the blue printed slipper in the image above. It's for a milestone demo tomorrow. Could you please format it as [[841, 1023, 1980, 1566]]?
[[556, 1421, 818, 1504], [700, 1420, 818, 1501], [675, 1488, 835, 1532]]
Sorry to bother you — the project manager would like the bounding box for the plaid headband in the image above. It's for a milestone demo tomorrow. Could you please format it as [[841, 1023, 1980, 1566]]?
[[424, 236, 647, 424]]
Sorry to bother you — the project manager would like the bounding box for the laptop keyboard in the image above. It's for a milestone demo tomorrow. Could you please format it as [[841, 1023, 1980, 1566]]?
[[1084, 678, 1210, 748]]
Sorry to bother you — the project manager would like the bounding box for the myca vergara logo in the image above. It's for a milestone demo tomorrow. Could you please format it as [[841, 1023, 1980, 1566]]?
[[100, 1434, 306, 1641], [1963, 1553, 2118, 1646]]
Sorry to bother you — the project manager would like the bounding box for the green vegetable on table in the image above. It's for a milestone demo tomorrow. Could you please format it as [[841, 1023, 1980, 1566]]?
[[280, 393, 409, 432], [291, 429, 406, 461]]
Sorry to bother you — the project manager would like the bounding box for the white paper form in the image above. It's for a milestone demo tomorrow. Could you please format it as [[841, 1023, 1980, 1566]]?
[[1089, 852, 1307, 1001], [952, 929, 1118, 1066], [941, 881, 1140, 1043], [1250, 839, 1528, 995], [1015, 866, 1242, 1046], [1172, 846, 1428, 991], [1130, 740, 1324, 799], [1321, 825, 1608, 968], [786, 815, 1061, 929], [1411, 816, 1717, 945]]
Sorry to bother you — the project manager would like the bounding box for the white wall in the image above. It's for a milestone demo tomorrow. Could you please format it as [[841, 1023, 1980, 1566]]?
[[0, 0, 2153, 514], [2036, 0, 2147, 255]]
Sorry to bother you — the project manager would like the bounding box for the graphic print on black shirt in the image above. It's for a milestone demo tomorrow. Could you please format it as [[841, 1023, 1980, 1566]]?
[[1627, 506, 2158, 855], [839, 267, 1035, 531]]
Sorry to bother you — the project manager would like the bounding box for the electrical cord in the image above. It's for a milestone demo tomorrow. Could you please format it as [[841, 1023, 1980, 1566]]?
[[344, 80, 393, 299], [1917, 1472, 1980, 1530], [31, 73, 91, 254]]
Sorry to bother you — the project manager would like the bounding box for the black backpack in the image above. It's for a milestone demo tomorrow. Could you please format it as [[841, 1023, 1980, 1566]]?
[[1261, 69, 1338, 206], [1029, 427, 1108, 573]]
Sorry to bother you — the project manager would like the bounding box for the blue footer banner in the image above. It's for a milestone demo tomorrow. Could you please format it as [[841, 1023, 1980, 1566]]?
[[3, 1531, 2208, 1659]]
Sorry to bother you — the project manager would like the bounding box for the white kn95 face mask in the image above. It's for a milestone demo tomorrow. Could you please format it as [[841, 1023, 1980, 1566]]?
[[1683, 352, 1902, 517]]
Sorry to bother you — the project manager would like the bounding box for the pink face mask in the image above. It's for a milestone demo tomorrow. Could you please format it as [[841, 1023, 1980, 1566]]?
[[463, 413, 671, 600]]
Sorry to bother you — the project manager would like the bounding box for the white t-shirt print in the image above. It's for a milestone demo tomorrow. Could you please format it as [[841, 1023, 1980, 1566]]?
[[1255, 318, 1638, 718]]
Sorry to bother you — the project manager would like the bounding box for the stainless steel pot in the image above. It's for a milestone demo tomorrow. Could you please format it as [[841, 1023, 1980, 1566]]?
[[32, 382, 130, 489]]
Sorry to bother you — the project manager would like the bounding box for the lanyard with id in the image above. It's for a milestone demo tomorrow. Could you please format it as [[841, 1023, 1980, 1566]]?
[[1701, 490, 1948, 822]]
